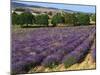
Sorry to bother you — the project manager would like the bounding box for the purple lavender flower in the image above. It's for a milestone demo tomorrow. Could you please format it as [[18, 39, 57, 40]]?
[[42, 54, 63, 68]]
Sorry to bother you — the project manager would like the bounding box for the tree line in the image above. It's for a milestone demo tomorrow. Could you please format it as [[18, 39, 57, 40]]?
[[12, 11, 96, 27]]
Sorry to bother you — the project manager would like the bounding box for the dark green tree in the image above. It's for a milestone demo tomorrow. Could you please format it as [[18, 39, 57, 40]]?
[[72, 13, 78, 26], [12, 12, 19, 25], [64, 13, 77, 26], [35, 14, 49, 26], [15, 8, 25, 12], [51, 13, 64, 26], [48, 11, 52, 16], [19, 12, 35, 26], [91, 14, 96, 22], [76, 13, 90, 25]]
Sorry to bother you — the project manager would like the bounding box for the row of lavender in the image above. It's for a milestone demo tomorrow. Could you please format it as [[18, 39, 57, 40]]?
[[11, 26, 96, 74]]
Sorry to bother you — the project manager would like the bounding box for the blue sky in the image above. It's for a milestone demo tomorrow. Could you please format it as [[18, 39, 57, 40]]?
[[12, 0, 96, 13]]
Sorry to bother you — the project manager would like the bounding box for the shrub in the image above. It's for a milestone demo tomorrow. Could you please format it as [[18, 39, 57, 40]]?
[[62, 54, 77, 68], [42, 54, 62, 68]]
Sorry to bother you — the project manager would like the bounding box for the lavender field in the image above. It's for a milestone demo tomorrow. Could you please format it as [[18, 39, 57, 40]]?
[[11, 25, 96, 74]]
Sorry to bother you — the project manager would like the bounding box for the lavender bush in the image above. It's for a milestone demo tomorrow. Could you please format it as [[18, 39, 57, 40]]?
[[12, 25, 96, 74]]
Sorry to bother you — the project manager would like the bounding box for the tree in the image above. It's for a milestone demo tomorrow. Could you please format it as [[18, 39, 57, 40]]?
[[51, 13, 64, 26], [91, 14, 96, 22], [35, 14, 49, 26], [14, 8, 25, 12], [12, 12, 19, 25], [76, 13, 90, 25], [48, 11, 52, 16], [19, 12, 35, 26], [72, 13, 78, 26], [64, 13, 77, 26]]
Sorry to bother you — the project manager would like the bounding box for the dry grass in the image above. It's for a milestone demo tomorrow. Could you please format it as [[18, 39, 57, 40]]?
[[28, 52, 96, 73]]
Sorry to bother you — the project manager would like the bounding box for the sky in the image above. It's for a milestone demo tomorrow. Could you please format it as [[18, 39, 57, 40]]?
[[12, 0, 96, 13]]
